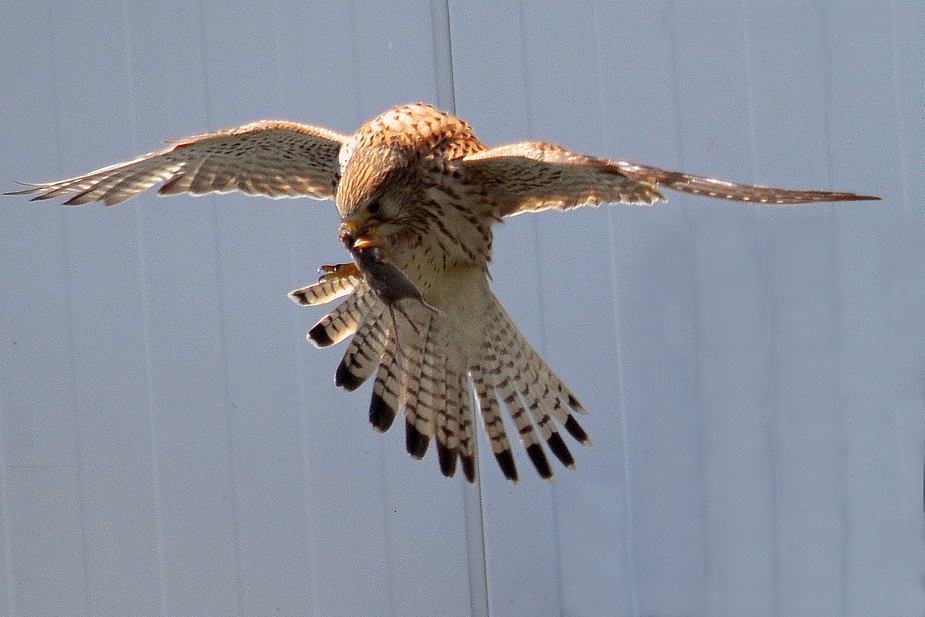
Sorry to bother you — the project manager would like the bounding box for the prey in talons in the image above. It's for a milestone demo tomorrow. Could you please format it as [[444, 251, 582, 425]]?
[[339, 226, 441, 372]]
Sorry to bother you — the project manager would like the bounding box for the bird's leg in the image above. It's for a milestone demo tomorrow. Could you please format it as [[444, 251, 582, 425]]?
[[317, 262, 362, 282], [289, 262, 362, 307]]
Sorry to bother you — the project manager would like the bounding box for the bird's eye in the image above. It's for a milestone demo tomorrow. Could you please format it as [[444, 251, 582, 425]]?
[[367, 201, 381, 215]]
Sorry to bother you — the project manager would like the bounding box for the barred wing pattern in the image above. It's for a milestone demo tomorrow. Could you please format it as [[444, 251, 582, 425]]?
[[463, 143, 879, 218], [462, 143, 664, 216], [8, 122, 346, 205], [614, 161, 880, 204]]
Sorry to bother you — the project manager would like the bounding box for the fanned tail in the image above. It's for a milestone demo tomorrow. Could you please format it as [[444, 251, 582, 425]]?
[[296, 269, 592, 482], [469, 293, 591, 482]]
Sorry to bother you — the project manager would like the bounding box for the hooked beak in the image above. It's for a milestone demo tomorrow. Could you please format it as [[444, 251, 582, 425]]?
[[338, 221, 385, 252]]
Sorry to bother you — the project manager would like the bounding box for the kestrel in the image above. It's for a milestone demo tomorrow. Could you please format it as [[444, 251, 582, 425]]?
[[8, 103, 879, 483]]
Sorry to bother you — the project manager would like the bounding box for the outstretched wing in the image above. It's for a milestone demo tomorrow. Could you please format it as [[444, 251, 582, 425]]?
[[7, 121, 347, 206], [463, 142, 879, 218], [614, 161, 880, 204], [462, 142, 664, 217]]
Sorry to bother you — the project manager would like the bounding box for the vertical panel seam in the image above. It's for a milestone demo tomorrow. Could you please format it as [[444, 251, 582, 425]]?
[[120, 0, 170, 614], [196, 0, 246, 613], [888, 1, 911, 215], [438, 5, 490, 617], [430, 0, 457, 113], [45, 0, 94, 613], [0, 289, 15, 617], [665, 3, 712, 613], [737, 4, 781, 615], [591, 0, 641, 614], [817, 7, 852, 616]]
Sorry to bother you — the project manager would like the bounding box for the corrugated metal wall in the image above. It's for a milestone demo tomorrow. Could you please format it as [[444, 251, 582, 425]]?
[[1, 1, 922, 615]]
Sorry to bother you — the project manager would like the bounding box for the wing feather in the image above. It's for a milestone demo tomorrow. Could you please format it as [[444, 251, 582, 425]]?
[[7, 121, 346, 206], [463, 142, 878, 218], [615, 162, 880, 204], [463, 142, 662, 217]]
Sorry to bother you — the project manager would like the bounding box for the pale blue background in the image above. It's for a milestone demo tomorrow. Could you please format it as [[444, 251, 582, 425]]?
[[0, 1, 922, 616]]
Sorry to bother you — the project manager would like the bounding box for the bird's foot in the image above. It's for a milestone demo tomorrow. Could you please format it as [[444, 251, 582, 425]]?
[[317, 262, 362, 282]]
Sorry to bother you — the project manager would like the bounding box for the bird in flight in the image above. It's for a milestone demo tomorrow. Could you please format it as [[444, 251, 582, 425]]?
[[8, 103, 879, 483]]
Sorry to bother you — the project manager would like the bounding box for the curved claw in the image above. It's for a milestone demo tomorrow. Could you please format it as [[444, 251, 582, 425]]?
[[289, 263, 362, 306], [318, 262, 362, 282]]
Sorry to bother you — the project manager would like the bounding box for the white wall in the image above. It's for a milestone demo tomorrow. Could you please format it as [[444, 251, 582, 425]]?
[[0, 1, 922, 615]]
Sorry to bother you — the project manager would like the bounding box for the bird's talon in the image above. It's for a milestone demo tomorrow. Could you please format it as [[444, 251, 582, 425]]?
[[317, 262, 361, 282]]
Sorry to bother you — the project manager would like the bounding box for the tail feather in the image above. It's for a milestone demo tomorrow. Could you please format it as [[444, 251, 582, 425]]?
[[289, 266, 361, 306], [432, 330, 459, 477], [307, 285, 372, 348], [298, 267, 592, 482], [369, 339, 402, 432], [488, 334, 552, 479], [563, 415, 589, 444], [531, 361, 592, 447], [471, 350, 518, 482], [490, 302, 587, 467], [335, 303, 387, 390], [436, 441, 457, 477], [409, 313, 448, 461], [454, 373, 477, 482], [493, 302, 590, 443], [398, 311, 432, 459]]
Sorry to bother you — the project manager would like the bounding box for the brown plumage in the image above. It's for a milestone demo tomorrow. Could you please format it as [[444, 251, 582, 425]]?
[[7, 103, 879, 482]]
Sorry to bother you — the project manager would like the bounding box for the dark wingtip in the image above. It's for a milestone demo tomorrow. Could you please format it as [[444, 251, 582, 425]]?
[[405, 418, 430, 459], [494, 449, 518, 483], [369, 393, 397, 432], [564, 415, 591, 446], [307, 322, 334, 348], [437, 441, 457, 478], [547, 432, 575, 468], [335, 360, 366, 391], [834, 193, 880, 201], [4, 183, 41, 197], [526, 443, 553, 480], [461, 455, 476, 483]]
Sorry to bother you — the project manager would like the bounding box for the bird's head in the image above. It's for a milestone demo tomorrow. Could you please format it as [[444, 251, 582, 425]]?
[[334, 103, 484, 259], [334, 143, 418, 256]]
